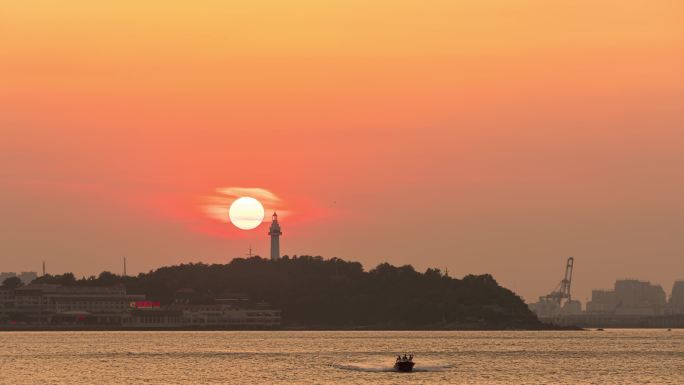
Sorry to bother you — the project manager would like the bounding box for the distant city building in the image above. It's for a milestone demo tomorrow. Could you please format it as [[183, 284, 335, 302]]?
[[268, 212, 282, 260], [586, 279, 666, 316], [529, 298, 582, 318], [530, 269, 684, 327], [0, 272, 38, 285], [561, 299, 582, 315], [585, 290, 616, 313], [668, 280, 684, 315]]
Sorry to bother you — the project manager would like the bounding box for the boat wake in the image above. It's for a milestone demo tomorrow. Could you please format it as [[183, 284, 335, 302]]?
[[333, 363, 395, 372], [333, 362, 452, 373]]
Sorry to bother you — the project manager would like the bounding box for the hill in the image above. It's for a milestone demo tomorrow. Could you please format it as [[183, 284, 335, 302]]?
[[33, 256, 546, 329]]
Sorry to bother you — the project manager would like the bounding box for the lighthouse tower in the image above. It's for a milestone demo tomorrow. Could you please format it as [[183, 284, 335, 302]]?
[[268, 212, 282, 260]]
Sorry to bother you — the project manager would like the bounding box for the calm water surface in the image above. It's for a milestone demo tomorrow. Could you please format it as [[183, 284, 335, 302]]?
[[0, 330, 682, 384]]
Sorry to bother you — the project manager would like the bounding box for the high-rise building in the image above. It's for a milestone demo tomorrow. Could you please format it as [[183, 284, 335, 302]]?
[[586, 279, 666, 316], [0, 273, 15, 285], [585, 290, 616, 313], [268, 212, 282, 260], [669, 281, 684, 314], [18, 272, 37, 285], [0, 272, 38, 285]]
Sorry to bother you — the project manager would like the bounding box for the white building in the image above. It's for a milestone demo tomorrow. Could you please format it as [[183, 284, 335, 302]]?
[[268, 212, 282, 260], [171, 303, 281, 329]]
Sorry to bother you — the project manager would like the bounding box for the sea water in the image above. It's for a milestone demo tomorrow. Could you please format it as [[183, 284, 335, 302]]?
[[0, 330, 682, 384]]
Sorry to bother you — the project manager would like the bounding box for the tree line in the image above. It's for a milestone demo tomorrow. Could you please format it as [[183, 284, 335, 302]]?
[[20, 255, 544, 329]]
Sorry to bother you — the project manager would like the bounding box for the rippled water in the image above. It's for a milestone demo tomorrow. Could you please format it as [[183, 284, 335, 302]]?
[[0, 330, 682, 384]]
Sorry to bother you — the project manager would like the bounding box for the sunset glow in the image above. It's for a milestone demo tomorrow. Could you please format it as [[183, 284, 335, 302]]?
[[1, 0, 682, 302], [203, 187, 284, 226]]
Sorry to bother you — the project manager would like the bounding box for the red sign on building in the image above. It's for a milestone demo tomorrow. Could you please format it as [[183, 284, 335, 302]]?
[[130, 301, 161, 308]]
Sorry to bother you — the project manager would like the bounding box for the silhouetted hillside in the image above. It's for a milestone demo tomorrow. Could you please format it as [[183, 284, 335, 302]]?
[[35, 256, 545, 329]]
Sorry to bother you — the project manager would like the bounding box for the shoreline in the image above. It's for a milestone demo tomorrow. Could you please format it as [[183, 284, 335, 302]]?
[[0, 325, 586, 332]]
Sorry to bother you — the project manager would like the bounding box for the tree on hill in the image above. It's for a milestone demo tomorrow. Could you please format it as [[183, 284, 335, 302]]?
[[33, 273, 75, 286], [1, 276, 23, 289], [31, 256, 543, 329]]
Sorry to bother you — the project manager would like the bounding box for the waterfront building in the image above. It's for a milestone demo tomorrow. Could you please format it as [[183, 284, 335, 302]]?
[[169, 291, 281, 329], [170, 303, 281, 329], [121, 304, 281, 329], [97, 289, 286, 329], [0, 287, 14, 321], [122, 309, 184, 328], [172, 288, 199, 304], [12, 283, 145, 324], [1, 283, 282, 329]]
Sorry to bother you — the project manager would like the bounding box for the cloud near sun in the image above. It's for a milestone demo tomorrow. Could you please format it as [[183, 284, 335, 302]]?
[[202, 187, 287, 225]]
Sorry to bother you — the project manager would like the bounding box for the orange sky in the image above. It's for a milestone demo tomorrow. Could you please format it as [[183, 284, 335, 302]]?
[[1, 1, 683, 302]]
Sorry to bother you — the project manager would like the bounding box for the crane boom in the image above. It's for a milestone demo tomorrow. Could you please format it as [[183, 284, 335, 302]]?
[[561, 257, 573, 300], [543, 257, 574, 305]]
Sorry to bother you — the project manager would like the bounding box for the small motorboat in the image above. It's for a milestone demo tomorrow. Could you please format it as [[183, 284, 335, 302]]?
[[394, 355, 415, 372]]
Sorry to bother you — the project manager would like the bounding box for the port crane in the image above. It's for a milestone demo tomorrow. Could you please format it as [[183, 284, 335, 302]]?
[[542, 257, 574, 306]]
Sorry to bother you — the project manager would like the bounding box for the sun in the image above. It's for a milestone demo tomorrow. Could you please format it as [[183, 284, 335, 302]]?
[[228, 197, 265, 230]]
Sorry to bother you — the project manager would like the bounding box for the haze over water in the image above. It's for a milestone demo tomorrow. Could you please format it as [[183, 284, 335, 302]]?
[[1, 330, 681, 384]]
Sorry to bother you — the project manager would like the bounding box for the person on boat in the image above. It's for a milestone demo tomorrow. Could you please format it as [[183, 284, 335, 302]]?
[[408, 354, 413, 361], [396, 355, 401, 362], [402, 354, 408, 361]]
